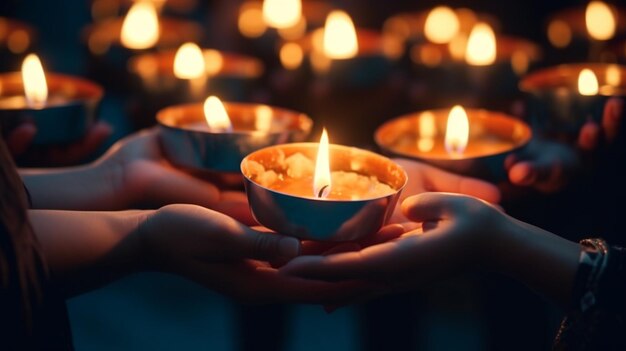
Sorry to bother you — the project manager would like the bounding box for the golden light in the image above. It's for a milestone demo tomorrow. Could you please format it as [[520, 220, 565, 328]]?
[[417, 111, 437, 152], [203, 96, 233, 132], [585, 1, 616, 41], [310, 51, 332, 74], [606, 64, 621, 87], [511, 50, 530, 76], [547, 20, 572, 48], [411, 45, 442, 67], [121, 1, 160, 49], [444, 105, 470, 156], [323, 10, 358, 59], [203, 49, 224, 76], [238, 5, 267, 38], [313, 128, 331, 199], [277, 17, 307, 40], [465, 23, 496, 66], [7, 30, 30, 54], [21, 54, 48, 108], [254, 105, 273, 132], [424, 6, 460, 44], [578, 68, 599, 96], [262, 0, 302, 29], [279, 42, 304, 70], [173, 42, 205, 79], [448, 34, 468, 61]]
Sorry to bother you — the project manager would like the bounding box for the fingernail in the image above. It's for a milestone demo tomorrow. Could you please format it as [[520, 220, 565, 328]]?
[[279, 237, 300, 259]]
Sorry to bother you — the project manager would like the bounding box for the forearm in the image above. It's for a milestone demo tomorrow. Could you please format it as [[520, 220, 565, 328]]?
[[493, 217, 581, 307], [20, 160, 130, 210], [29, 209, 152, 296]]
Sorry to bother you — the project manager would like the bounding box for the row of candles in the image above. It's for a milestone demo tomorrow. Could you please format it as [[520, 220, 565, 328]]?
[[0, 0, 625, 241]]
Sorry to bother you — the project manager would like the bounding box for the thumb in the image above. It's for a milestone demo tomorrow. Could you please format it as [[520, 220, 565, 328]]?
[[401, 192, 466, 223], [240, 229, 301, 261]]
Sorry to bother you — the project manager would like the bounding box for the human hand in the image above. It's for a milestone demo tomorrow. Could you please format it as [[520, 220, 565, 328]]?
[[141, 204, 371, 304], [391, 158, 500, 222], [6, 121, 112, 166], [505, 98, 623, 192]]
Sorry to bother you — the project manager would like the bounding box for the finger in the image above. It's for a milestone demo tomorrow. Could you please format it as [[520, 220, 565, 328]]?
[[241, 228, 301, 261], [578, 121, 601, 151], [507, 161, 537, 186], [213, 192, 256, 226], [602, 97, 623, 142], [401, 192, 467, 223], [5, 123, 37, 157]]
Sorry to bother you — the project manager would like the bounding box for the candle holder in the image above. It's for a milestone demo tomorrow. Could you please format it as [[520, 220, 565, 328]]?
[[241, 143, 407, 241], [0, 17, 36, 71], [0, 72, 103, 144], [127, 49, 264, 129], [520, 63, 626, 141], [374, 108, 531, 180], [157, 102, 312, 173]]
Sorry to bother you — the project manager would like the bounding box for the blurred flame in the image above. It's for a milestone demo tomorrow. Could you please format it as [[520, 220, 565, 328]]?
[[262, 0, 302, 29], [586, 1, 616, 41], [279, 42, 304, 70], [278, 16, 307, 40], [313, 128, 331, 199], [203, 49, 224, 75], [424, 6, 460, 44], [203, 96, 233, 132], [606, 64, 621, 87], [417, 111, 437, 152], [578, 69, 599, 96], [22, 54, 48, 107], [511, 50, 530, 76], [239, 5, 267, 38], [173, 42, 205, 79], [448, 34, 468, 61], [323, 10, 358, 59], [121, 1, 159, 49], [547, 20, 572, 48], [254, 105, 273, 132], [465, 23, 496, 66], [445, 105, 469, 156]]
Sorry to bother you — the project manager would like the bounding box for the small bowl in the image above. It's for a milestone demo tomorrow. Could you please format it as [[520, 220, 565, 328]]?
[[157, 102, 312, 173], [0, 72, 103, 144], [241, 143, 407, 241]]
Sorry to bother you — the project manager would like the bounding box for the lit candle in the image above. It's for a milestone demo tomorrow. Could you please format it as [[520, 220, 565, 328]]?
[[241, 130, 407, 241], [0, 54, 103, 144], [375, 106, 531, 179], [520, 63, 626, 141], [157, 97, 312, 172]]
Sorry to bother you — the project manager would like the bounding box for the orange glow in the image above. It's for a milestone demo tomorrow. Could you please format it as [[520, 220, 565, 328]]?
[[203, 96, 233, 132], [323, 10, 358, 59], [278, 16, 307, 40], [238, 5, 267, 38], [313, 128, 332, 198], [445, 105, 470, 156], [424, 6, 460, 44], [417, 111, 437, 152], [465, 23, 496, 66], [585, 1, 616, 41], [254, 105, 273, 131], [547, 20, 572, 48], [578, 69, 599, 96], [120, 1, 160, 49], [448, 34, 468, 61], [279, 42, 304, 70], [173, 42, 205, 79], [203, 49, 224, 76], [21, 54, 48, 107], [262, 0, 302, 29], [606, 64, 621, 87], [511, 50, 530, 76]]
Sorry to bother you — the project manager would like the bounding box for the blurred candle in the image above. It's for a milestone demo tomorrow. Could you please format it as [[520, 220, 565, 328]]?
[[120, 1, 160, 49], [585, 1, 616, 41], [424, 6, 460, 44]]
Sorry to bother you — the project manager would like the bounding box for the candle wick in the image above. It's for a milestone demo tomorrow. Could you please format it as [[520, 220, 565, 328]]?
[[317, 185, 329, 198]]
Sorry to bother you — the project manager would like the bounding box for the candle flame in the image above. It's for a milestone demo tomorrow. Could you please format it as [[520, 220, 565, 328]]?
[[121, 1, 159, 49], [445, 105, 470, 156], [254, 105, 273, 132], [578, 69, 599, 96], [203, 49, 224, 76], [417, 111, 437, 152], [279, 42, 304, 70], [424, 6, 460, 44], [586, 1, 616, 41], [606, 64, 621, 87], [262, 0, 302, 29], [465, 22, 496, 66], [203, 96, 233, 132], [313, 128, 331, 199], [238, 5, 267, 38], [22, 54, 48, 108], [547, 20, 572, 48], [173, 42, 205, 79], [323, 10, 358, 59]]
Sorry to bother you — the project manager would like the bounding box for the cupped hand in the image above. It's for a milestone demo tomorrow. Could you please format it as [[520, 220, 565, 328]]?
[[141, 204, 372, 304], [99, 128, 255, 224], [391, 158, 500, 222], [6, 121, 112, 166], [281, 193, 506, 291]]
